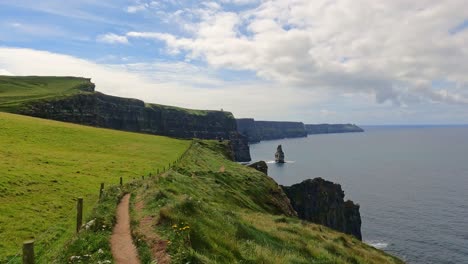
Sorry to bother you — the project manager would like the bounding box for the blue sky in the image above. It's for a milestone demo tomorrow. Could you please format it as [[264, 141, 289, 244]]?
[[1, 0, 468, 125]]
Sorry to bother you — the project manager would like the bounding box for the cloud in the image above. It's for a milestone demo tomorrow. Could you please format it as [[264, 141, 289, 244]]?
[[0, 47, 322, 120], [0, 69, 13, 75], [97, 33, 129, 44], [220, 0, 259, 5], [121, 0, 468, 106], [126, 4, 147, 13]]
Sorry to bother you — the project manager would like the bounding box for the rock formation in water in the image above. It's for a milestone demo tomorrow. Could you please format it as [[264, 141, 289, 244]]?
[[305, 124, 364, 134], [16, 81, 251, 161], [248, 161, 268, 174], [282, 178, 362, 240], [275, 145, 285, 163]]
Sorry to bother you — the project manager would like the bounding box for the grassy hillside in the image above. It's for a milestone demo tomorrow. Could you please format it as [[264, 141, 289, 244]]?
[[0, 75, 221, 117], [0, 76, 93, 112], [0, 112, 190, 262], [134, 141, 403, 264]]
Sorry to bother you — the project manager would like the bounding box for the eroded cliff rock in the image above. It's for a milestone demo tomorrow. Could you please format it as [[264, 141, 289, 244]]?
[[282, 178, 362, 240], [237, 119, 364, 143], [236, 118, 261, 143], [237, 119, 307, 142]]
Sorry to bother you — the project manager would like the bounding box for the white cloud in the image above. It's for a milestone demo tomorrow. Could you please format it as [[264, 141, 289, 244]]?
[[220, 0, 259, 5], [0, 47, 323, 120], [123, 0, 468, 106], [0, 69, 13, 75], [126, 4, 147, 13], [97, 33, 129, 44]]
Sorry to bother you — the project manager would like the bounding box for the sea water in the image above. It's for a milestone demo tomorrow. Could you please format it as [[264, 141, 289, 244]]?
[[249, 126, 468, 264]]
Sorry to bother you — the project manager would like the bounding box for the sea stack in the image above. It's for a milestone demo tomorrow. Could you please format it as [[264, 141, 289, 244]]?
[[275, 145, 285, 163]]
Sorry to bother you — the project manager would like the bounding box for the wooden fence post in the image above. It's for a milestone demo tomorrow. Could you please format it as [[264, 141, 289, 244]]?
[[76, 198, 83, 233], [120, 177, 123, 186], [99, 183, 104, 199], [142, 176, 144, 180], [22, 240, 34, 264]]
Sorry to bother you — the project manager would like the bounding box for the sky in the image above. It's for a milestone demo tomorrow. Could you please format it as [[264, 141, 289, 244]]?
[[0, 0, 468, 125]]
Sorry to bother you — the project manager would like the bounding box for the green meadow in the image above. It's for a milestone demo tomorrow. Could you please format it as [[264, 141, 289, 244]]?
[[0, 76, 92, 112], [0, 112, 190, 262]]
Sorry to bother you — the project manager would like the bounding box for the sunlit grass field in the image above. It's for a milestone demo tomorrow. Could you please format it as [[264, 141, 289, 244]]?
[[0, 112, 190, 262], [0, 76, 92, 112]]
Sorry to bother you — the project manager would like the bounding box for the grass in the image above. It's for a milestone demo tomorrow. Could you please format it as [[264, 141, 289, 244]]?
[[57, 184, 123, 264], [147, 103, 233, 117], [136, 141, 404, 264], [0, 75, 231, 118], [0, 112, 190, 262], [0, 76, 93, 112]]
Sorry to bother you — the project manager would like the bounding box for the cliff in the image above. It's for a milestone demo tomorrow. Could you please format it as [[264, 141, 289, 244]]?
[[0, 76, 251, 161], [282, 178, 362, 240], [236, 118, 307, 142], [305, 124, 364, 134], [236, 118, 261, 143]]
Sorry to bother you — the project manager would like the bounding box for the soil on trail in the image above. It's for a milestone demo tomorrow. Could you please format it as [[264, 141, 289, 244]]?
[[111, 194, 140, 264], [135, 196, 171, 264]]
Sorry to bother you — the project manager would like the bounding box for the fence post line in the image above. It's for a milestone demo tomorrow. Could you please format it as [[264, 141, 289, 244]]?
[[99, 183, 104, 199], [22, 240, 35, 264], [120, 177, 123, 186], [76, 197, 83, 233]]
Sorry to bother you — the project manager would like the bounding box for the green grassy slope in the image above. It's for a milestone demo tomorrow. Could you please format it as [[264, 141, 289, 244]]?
[[136, 141, 404, 264], [0, 75, 217, 116], [0, 76, 93, 112], [0, 112, 190, 262]]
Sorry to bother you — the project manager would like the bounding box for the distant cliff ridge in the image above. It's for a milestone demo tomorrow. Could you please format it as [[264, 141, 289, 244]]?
[[305, 124, 364, 134], [236, 118, 261, 143], [236, 118, 307, 142], [282, 178, 362, 240], [12, 79, 251, 161], [237, 118, 364, 143]]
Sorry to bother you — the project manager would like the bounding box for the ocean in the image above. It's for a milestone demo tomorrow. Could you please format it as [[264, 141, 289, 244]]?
[[249, 126, 468, 264]]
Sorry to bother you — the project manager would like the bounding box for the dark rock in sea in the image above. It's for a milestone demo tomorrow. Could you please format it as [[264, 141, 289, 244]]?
[[305, 124, 364, 134], [17, 82, 251, 162], [275, 145, 285, 163], [282, 178, 362, 240], [248, 161, 268, 175]]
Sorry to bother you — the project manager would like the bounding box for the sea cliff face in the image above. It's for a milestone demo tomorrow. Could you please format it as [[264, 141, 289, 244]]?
[[237, 119, 363, 143], [236, 118, 261, 143], [305, 124, 364, 134], [282, 178, 362, 240], [236, 118, 307, 142], [17, 89, 251, 161]]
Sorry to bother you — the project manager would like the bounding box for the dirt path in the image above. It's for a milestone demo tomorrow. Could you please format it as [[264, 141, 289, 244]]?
[[135, 196, 171, 264], [111, 194, 140, 264]]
